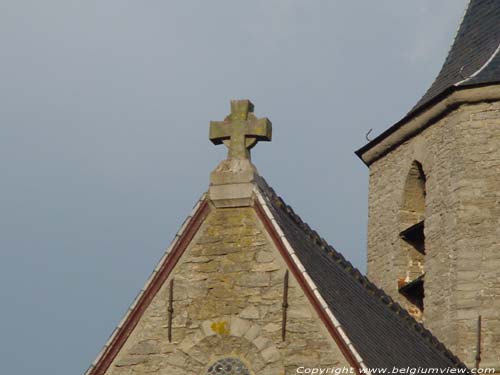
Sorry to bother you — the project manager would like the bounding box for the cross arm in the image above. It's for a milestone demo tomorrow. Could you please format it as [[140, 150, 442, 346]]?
[[246, 118, 272, 141], [209, 121, 232, 144]]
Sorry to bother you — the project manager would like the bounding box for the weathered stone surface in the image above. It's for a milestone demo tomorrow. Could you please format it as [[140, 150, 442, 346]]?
[[261, 345, 281, 363], [235, 272, 270, 287], [244, 324, 262, 341], [209, 100, 272, 161], [263, 322, 280, 333], [128, 340, 160, 355], [366, 100, 500, 367], [104, 207, 349, 375], [114, 356, 149, 367], [256, 250, 274, 263], [208, 100, 271, 208], [253, 336, 272, 351], [240, 305, 260, 319]]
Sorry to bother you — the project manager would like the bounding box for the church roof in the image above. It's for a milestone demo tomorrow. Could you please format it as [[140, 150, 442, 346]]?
[[255, 177, 467, 370], [410, 0, 500, 115]]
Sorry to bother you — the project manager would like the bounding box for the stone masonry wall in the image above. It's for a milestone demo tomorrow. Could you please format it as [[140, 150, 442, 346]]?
[[104, 206, 350, 375], [366, 100, 500, 368]]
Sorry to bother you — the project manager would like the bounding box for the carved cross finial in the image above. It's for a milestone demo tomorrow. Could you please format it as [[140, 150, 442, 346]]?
[[209, 99, 272, 160]]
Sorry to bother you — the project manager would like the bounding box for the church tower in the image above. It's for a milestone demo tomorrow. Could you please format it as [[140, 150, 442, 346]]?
[[356, 0, 500, 369]]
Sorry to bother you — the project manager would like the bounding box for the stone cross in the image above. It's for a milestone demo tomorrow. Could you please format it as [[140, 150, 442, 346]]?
[[210, 100, 272, 160]]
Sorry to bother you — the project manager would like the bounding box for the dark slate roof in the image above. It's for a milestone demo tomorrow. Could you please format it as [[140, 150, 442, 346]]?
[[410, 0, 500, 115], [256, 176, 468, 370]]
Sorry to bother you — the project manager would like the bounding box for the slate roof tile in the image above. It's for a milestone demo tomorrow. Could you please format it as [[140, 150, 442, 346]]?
[[256, 176, 468, 370], [410, 0, 500, 115]]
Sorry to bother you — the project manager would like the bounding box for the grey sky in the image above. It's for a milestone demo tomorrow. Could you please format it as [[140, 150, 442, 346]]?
[[0, 1, 467, 374]]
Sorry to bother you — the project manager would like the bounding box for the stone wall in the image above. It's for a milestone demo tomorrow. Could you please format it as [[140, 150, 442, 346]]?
[[104, 207, 349, 375], [366, 100, 500, 368]]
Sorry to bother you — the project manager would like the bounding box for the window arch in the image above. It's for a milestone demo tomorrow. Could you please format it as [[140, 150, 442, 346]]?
[[398, 161, 426, 318], [206, 358, 251, 375]]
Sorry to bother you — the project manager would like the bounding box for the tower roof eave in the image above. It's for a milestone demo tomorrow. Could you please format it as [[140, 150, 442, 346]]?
[[355, 82, 500, 166], [356, 0, 500, 166]]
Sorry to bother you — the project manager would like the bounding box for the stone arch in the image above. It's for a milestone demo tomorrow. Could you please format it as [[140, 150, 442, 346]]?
[[400, 160, 426, 228], [178, 317, 283, 374], [397, 160, 426, 319]]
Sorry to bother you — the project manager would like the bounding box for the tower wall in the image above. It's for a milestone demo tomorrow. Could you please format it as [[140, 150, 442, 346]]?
[[366, 99, 500, 367]]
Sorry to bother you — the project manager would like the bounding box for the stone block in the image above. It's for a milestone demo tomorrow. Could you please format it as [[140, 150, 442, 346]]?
[[244, 324, 262, 341], [240, 305, 260, 319], [253, 336, 272, 351], [236, 272, 270, 287], [230, 316, 251, 337], [261, 345, 281, 363], [208, 183, 255, 208]]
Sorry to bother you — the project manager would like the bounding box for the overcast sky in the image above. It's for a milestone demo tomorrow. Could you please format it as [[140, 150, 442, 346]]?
[[0, 1, 467, 374]]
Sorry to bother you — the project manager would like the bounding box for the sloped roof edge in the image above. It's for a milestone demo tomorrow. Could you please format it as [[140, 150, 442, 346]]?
[[84, 194, 210, 375], [255, 176, 468, 370], [253, 188, 368, 373]]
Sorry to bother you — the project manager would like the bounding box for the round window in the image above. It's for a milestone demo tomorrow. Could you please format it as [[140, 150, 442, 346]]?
[[206, 358, 250, 375]]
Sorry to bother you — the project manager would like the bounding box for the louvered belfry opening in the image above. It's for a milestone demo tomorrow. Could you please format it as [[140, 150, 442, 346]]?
[[398, 161, 426, 319]]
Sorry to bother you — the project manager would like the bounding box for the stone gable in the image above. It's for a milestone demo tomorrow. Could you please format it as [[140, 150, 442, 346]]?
[[104, 207, 349, 375]]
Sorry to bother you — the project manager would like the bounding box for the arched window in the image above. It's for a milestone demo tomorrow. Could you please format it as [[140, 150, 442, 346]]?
[[206, 358, 251, 375], [398, 161, 426, 318]]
